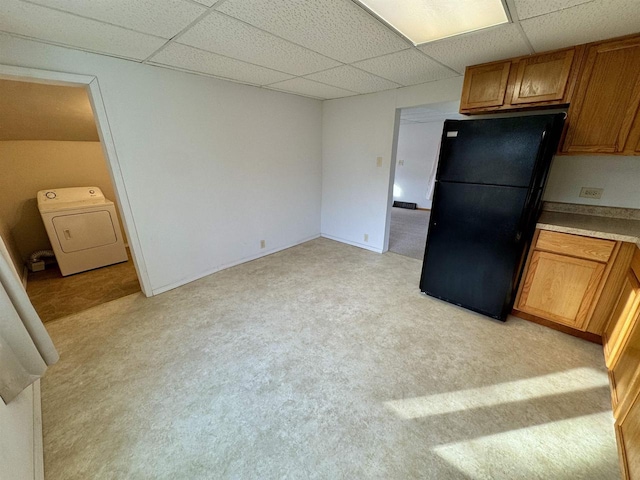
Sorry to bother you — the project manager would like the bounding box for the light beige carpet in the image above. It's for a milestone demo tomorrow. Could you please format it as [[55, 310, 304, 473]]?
[[41, 238, 619, 479], [389, 207, 430, 260]]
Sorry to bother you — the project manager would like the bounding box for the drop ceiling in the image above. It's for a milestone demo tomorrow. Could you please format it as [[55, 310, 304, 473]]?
[[1, 0, 638, 100]]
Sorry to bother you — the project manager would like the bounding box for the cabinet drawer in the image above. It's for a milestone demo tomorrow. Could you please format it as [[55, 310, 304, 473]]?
[[536, 230, 615, 262]]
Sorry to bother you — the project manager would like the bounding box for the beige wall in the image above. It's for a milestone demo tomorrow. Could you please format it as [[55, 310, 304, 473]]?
[[0, 217, 24, 277], [0, 140, 124, 262]]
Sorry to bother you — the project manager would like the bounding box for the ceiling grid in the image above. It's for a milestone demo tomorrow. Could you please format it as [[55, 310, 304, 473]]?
[[0, 0, 638, 99]]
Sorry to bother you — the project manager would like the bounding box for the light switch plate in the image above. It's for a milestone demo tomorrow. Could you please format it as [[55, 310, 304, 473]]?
[[579, 187, 604, 199]]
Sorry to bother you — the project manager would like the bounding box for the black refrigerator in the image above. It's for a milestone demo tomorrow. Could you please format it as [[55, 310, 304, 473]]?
[[419, 113, 566, 321]]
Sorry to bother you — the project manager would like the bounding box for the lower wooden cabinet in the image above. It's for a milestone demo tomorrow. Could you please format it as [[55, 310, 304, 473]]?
[[518, 250, 605, 329], [515, 230, 619, 333], [604, 271, 640, 367], [616, 389, 640, 479], [517, 237, 640, 479], [604, 247, 640, 479]]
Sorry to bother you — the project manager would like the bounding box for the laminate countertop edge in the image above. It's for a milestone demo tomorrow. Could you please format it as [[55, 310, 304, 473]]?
[[537, 211, 640, 248]]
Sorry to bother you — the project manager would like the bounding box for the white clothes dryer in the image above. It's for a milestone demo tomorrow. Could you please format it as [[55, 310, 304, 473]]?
[[37, 187, 128, 276]]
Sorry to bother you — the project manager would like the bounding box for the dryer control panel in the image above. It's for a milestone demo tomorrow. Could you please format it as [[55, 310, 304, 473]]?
[[37, 187, 107, 213]]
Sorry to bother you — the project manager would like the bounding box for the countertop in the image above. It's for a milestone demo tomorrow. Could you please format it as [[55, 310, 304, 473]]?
[[537, 210, 640, 247]]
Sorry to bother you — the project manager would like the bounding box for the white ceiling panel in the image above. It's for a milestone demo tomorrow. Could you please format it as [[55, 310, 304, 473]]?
[[178, 12, 339, 75], [0, 0, 166, 60], [191, 0, 218, 6], [521, 0, 640, 52], [513, 0, 594, 20], [419, 25, 531, 74], [267, 78, 356, 99], [148, 43, 293, 85], [24, 0, 207, 38], [216, 0, 409, 63], [352, 49, 458, 86], [305, 65, 401, 94]]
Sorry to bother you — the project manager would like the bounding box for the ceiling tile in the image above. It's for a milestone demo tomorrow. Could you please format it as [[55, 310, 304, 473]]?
[[24, 0, 207, 38], [521, 0, 640, 51], [148, 43, 293, 85], [352, 49, 458, 86], [267, 78, 356, 99], [419, 25, 531, 74], [216, 0, 409, 63], [305, 65, 401, 94], [178, 11, 339, 75], [513, 0, 594, 20], [0, 0, 166, 60]]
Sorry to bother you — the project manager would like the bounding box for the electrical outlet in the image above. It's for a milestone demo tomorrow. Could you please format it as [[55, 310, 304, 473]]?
[[376, 157, 383, 167], [260, 240, 266, 249], [398, 159, 404, 166], [579, 187, 604, 199], [364, 234, 369, 242]]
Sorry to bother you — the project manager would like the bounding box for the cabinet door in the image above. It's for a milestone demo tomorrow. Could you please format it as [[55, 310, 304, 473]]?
[[563, 36, 640, 154], [460, 61, 511, 110], [624, 107, 640, 154], [511, 48, 576, 105], [611, 309, 640, 413], [616, 390, 640, 480], [605, 271, 640, 368], [517, 250, 605, 329]]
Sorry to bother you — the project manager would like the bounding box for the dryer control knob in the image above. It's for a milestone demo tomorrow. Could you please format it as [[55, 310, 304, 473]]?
[[45, 191, 56, 199]]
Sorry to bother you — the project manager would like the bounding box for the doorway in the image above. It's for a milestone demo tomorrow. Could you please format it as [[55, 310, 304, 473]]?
[[387, 101, 464, 260], [0, 75, 146, 322]]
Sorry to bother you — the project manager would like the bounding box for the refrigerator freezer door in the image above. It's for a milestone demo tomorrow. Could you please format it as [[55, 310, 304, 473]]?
[[437, 115, 561, 187], [420, 182, 529, 320]]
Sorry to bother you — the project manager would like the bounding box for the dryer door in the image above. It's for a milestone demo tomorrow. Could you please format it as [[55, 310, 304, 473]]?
[[52, 211, 117, 253]]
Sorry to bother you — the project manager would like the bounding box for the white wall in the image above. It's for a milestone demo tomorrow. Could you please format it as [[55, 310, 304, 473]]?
[[393, 121, 445, 209], [321, 78, 465, 252], [0, 232, 42, 480], [545, 155, 640, 208], [0, 33, 323, 294], [0, 141, 125, 261], [0, 382, 41, 480]]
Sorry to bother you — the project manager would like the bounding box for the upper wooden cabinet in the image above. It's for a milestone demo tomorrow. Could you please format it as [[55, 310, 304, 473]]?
[[511, 49, 577, 105], [460, 47, 581, 114], [562, 35, 640, 155], [460, 61, 511, 110]]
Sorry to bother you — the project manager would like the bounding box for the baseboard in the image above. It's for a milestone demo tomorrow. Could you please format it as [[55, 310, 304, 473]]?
[[33, 380, 43, 480], [22, 266, 28, 290], [512, 309, 602, 344], [320, 233, 383, 253], [416, 208, 431, 211], [151, 234, 321, 295]]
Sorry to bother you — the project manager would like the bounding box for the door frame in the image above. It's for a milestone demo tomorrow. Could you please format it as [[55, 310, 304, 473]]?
[[0, 64, 152, 296]]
